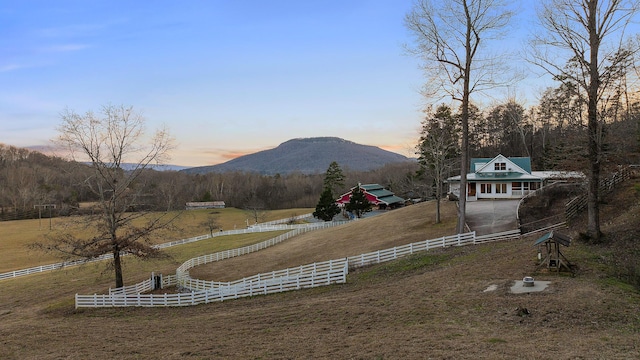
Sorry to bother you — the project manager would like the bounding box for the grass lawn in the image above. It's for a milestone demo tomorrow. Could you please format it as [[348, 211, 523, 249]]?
[[0, 207, 312, 273]]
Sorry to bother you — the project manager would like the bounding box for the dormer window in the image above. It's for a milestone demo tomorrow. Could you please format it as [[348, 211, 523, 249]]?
[[494, 162, 506, 171]]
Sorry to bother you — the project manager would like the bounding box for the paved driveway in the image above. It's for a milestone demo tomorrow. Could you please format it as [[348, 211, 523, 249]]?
[[465, 200, 520, 235]]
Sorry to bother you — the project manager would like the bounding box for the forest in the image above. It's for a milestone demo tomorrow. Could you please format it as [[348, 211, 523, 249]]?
[[1, 75, 638, 222]]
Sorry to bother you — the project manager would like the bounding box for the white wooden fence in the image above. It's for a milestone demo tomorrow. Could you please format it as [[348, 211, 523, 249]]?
[[0, 215, 341, 281], [76, 259, 348, 307], [76, 229, 522, 308]]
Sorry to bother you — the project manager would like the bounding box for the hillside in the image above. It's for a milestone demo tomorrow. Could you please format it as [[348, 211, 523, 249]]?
[[182, 137, 412, 175], [2, 189, 640, 358]]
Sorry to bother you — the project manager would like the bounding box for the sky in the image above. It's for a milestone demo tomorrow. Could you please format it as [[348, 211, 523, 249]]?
[[0, 1, 565, 167]]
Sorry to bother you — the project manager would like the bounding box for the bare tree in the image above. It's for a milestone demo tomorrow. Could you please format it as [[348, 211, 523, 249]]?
[[529, 0, 640, 241], [39, 104, 175, 288], [405, 0, 514, 233], [201, 213, 221, 236]]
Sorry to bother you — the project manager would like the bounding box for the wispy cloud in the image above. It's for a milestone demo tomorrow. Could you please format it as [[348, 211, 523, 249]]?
[[199, 148, 255, 161], [37, 23, 107, 39], [41, 43, 91, 53], [0, 63, 28, 72], [219, 151, 250, 161]]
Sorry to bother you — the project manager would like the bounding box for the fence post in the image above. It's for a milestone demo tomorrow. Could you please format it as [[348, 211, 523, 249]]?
[[344, 258, 349, 281]]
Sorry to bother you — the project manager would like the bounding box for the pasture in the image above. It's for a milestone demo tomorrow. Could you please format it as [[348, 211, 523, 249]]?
[[1, 201, 639, 359], [0, 207, 310, 273]]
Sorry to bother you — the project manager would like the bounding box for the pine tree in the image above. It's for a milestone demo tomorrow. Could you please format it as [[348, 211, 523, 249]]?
[[313, 187, 340, 221], [345, 186, 372, 218], [323, 161, 345, 195]]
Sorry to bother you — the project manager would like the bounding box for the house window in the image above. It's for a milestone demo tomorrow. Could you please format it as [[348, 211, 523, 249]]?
[[512, 182, 522, 190], [480, 183, 491, 194], [494, 162, 506, 171], [496, 183, 507, 194], [530, 182, 540, 190]]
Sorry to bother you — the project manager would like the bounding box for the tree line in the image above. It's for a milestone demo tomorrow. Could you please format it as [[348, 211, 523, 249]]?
[[0, 142, 422, 220], [408, 0, 640, 240], [2, 83, 638, 222]]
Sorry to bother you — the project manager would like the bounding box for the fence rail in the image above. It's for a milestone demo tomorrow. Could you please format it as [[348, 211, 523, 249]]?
[[0, 217, 344, 282], [565, 166, 632, 221], [76, 229, 524, 308], [76, 259, 348, 307]]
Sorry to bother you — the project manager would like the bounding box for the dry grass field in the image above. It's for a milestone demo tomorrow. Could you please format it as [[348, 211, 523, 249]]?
[[1, 200, 639, 359], [0, 207, 311, 273]]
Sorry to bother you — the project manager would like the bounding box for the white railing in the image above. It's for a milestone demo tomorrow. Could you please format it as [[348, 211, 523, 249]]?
[[109, 274, 156, 296], [76, 258, 348, 307], [346, 232, 478, 268], [256, 213, 313, 226], [176, 228, 305, 278], [0, 218, 345, 281], [100, 221, 348, 296], [76, 229, 523, 308], [179, 259, 349, 294], [175, 222, 348, 280], [0, 257, 94, 281]]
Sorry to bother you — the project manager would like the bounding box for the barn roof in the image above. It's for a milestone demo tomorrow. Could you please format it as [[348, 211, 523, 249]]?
[[338, 183, 404, 205]]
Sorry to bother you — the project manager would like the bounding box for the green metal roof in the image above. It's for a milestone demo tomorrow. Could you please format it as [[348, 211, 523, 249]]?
[[533, 231, 571, 247], [349, 183, 404, 205], [377, 195, 405, 205], [533, 231, 554, 246], [470, 156, 532, 173], [367, 188, 394, 198], [359, 184, 384, 191]]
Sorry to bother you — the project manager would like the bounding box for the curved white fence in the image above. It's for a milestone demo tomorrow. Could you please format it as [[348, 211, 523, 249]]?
[[0, 214, 333, 281], [75, 259, 348, 307], [76, 229, 522, 308]]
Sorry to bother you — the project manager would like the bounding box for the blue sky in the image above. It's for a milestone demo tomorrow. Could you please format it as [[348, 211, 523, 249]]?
[[2, 1, 552, 166]]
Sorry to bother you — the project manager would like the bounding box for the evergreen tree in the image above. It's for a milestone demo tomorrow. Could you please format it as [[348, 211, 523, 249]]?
[[313, 186, 340, 221], [345, 186, 372, 218], [417, 104, 460, 223], [323, 161, 345, 195]]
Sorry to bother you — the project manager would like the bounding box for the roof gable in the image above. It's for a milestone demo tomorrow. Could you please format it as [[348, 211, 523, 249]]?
[[473, 154, 531, 175]]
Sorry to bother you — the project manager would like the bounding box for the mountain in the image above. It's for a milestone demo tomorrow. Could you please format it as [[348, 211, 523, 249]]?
[[182, 137, 412, 175]]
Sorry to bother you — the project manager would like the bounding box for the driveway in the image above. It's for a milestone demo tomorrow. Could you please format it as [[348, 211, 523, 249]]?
[[465, 200, 520, 235]]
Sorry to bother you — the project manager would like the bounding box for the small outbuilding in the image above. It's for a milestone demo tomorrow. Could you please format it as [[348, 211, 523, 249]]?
[[533, 231, 573, 272], [185, 201, 226, 210]]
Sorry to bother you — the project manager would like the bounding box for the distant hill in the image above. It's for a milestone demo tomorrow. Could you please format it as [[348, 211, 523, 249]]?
[[182, 137, 412, 175]]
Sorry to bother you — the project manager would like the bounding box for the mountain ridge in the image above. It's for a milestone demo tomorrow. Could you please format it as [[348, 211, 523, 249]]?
[[182, 137, 412, 175]]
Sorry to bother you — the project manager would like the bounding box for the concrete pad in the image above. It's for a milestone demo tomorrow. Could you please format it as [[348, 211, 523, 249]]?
[[465, 200, 520, 235], [510, 280, 551, 294], [483, 284, 499, 292]]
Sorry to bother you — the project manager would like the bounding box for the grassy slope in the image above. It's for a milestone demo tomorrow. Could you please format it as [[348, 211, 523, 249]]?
[[0, 207, 312, 273], [1, 198, 640, 359]]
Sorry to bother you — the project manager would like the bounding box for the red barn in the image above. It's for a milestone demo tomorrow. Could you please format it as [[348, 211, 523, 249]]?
[[336, 183, 405, 210]]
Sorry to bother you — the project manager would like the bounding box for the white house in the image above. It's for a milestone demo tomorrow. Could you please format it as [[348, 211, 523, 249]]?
[[447, 154, 554, 201]]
